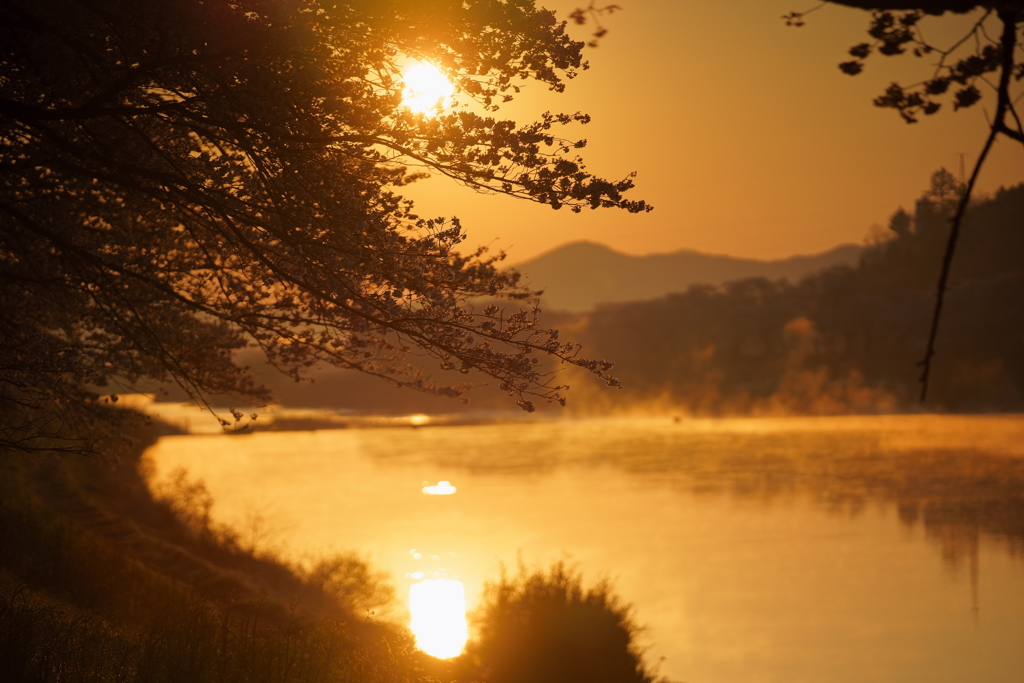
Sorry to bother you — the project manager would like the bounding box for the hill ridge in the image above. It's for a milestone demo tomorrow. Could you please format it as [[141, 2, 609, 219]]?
[[512, 241, 862, 312]]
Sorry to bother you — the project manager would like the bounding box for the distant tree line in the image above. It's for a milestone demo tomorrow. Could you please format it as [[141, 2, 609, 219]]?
[[567, 171, 1024, 414]]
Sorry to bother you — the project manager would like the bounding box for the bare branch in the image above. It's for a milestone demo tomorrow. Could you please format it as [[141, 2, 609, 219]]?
[[918, 7, 1021, 401]]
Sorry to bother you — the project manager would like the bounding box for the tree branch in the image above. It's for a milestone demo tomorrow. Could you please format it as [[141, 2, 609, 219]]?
[[918, 7, 1020, 401]]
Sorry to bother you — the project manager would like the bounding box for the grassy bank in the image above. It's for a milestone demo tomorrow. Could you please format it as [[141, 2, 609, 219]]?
[[0, 418, 421, 682], [0, 416, 662, 683]]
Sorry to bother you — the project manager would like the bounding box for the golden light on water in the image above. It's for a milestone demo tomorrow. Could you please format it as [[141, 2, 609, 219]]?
[[142, 417, 1024, 682], [409, 579, 468, 658], [422, 480, 457, 495], [401, 62, 453, 115]]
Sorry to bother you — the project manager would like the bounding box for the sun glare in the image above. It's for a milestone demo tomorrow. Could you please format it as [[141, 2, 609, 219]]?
[[409, 578, 468, 658], [401, 62, 454, 115]]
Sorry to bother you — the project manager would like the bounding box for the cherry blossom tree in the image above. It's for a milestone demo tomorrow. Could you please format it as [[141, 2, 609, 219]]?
[[0, 0, 648, 453]]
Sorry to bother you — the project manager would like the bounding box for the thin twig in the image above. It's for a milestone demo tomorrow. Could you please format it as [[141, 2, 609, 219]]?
[[917, 126, 997, 402]]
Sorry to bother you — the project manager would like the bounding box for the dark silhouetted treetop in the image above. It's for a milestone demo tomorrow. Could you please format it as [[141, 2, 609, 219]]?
[[888, 207, 913, 237], [0, 0, 645, 452]]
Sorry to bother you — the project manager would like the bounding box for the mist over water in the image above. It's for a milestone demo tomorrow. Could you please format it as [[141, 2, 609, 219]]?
[[143, 415, 1024, 683]]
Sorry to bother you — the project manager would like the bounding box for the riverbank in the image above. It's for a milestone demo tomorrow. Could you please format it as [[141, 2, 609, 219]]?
[[0, 413, 659, 683], [0, 416, 423, 682]]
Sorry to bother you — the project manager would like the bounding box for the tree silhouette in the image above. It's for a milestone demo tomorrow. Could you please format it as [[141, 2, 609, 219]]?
[[0, 0, 648, 453], [785, 1, 1023, 400]]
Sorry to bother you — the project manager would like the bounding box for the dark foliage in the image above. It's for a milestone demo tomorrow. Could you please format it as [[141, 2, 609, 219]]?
[[0, 0, 647, 457], [791, 0, 1023, 121]]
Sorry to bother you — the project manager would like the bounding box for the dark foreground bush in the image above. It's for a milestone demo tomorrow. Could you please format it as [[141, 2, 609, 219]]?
[[456, 561, 663, 683]]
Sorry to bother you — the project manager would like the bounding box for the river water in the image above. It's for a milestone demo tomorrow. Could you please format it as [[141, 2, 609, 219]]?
[[142, 414, 1024, 683]]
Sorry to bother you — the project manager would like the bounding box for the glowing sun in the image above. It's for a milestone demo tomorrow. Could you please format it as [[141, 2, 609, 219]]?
[[401, 62, 454, 115]]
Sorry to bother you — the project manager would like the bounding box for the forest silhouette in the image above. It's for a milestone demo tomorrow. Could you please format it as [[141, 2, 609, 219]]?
[[567, 171, 1024, 414]]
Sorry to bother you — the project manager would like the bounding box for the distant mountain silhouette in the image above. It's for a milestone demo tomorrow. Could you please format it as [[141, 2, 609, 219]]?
[[513, 241, 863, 311]]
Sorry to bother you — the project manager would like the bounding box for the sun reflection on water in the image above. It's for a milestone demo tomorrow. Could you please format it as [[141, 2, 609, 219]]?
[[422, 480, 457, 495], [408, 578, 468, 659]]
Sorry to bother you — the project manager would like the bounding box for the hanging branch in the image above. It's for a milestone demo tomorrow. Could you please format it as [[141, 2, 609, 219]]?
[[919, 8, 1022, 401], [787, 2, 1024, 402]]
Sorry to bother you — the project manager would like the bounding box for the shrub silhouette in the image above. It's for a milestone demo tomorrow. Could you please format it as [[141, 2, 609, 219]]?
[[304, 551, 396, 617], [461, 561, 660, 683]]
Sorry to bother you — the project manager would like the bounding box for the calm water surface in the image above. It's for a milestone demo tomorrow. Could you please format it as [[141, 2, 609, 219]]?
[[143, 415, 1024, 683]]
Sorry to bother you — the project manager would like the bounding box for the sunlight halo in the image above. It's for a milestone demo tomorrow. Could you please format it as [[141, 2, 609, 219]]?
[[401, 62, 454, 115]]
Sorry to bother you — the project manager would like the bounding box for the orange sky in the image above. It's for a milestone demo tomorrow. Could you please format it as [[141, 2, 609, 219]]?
[[402, 0, 1023, 264]]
